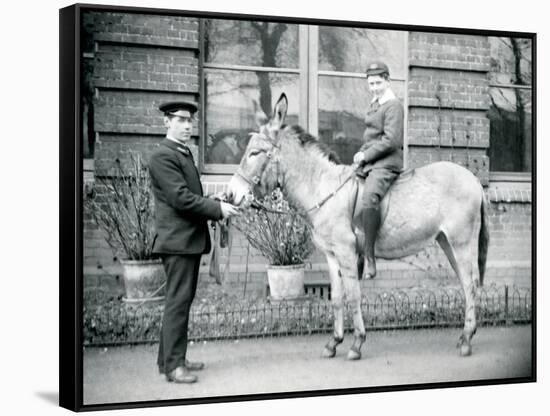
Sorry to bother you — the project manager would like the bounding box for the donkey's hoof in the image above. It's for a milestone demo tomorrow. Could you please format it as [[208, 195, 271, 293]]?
[[459, 344, 472, 357], [347, 349, 362, 360], [322, 347, 336, 358]]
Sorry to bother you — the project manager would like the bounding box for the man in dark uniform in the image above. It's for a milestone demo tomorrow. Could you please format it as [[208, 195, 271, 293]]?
[[353, 61, 404, 279], [149, 100, 239, 384]]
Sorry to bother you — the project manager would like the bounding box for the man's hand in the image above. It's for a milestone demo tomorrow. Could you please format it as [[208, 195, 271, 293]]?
[[210, 192, 227, 201], [220, 202, 240, 218], [353, 151, 366, 165]]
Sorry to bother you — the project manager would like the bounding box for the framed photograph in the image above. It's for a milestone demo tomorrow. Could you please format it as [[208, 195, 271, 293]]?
[[59, 2, 536, 412]]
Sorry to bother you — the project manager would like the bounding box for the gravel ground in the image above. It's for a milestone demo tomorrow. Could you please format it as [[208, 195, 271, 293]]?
[[83, 325, 532, 406]]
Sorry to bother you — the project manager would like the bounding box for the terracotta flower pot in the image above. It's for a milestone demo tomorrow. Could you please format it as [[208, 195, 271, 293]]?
[[119, 259, 166, 303], [267, 264, 305, 300]]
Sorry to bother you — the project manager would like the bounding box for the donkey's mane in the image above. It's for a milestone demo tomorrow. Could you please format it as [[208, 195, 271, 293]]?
[[285, 124, 341, 164]]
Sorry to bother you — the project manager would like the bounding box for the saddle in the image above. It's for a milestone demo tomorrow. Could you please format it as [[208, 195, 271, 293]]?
[[351, 168, 415, 250]]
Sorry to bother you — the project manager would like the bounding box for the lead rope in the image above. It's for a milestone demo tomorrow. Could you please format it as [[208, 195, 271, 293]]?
[[209, 218, 232, 284]]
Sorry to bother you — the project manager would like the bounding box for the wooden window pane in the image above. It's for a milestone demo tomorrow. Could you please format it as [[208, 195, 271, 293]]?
[[205, 19, 299, 69], [318, 26, 406, 78], [318, 76, 405, 164], [488, 87, 532, 173], [204, 69, 300, 165]]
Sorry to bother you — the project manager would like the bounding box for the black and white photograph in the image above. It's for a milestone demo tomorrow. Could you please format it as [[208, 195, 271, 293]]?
[[55, 0, 540, 413]]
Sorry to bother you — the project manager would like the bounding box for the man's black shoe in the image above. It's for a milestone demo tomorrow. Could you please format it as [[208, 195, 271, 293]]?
[[166, 366, 198, 384], [185, 359, 205, 371]]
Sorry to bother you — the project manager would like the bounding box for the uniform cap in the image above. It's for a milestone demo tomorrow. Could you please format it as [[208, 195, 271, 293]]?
[[159, 101, 199, 117], [366, 61, 390, 77]]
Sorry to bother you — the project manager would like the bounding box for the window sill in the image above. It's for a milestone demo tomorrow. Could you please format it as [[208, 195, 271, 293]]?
[[201, 164, 238, 175], [488, 172, 532, 203], [489, 172, 532, 183], [487, 182, 532, 204]]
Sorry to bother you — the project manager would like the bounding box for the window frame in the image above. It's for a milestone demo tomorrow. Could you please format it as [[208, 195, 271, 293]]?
[[200, 20, 409, 173], [313, 27, 409, 168], [199, 19, 305, 174], [487, 37, 533, 183]]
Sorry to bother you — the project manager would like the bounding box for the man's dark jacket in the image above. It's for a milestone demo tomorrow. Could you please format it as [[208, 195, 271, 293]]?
[[149, 139, 223, 254]]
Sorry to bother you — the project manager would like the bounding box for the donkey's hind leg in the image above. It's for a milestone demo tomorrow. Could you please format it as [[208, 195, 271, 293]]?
[[437, 232, 477, 356], [322, 254, 345, 358]]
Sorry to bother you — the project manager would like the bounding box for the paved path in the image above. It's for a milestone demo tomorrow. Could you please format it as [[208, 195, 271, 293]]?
[[83, 325, 532, 406]]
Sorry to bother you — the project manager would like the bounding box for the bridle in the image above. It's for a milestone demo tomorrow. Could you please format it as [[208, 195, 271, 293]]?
[[234, 132, 281, 187], [234, 131, 357, 215]]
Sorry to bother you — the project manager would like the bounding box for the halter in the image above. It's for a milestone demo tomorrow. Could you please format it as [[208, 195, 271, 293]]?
[[234, 132, 281, 188]]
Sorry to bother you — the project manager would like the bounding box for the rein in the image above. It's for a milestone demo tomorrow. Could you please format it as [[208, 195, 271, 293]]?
[[245, 169, 356, 216], [304, 171, 355, 213]]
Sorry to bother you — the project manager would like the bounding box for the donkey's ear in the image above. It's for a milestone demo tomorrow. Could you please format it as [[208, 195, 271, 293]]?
[[253, 99, 268, 127], [270, 93, 288, 130]]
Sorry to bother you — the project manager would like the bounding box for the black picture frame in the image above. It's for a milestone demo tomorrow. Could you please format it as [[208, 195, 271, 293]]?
[[60, 3, 536, 412]]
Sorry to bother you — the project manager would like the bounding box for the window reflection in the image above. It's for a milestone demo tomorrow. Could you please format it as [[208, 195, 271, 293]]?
[[488, 36, 532, 174], [205, 70, 299, 165], [489, 37, 532, 85], [488, 88, 532, 172], [318, 76, 405, 164], [206, 128, 248, 165], [205, 19, 299, 68], [319, 27, 406, 78]]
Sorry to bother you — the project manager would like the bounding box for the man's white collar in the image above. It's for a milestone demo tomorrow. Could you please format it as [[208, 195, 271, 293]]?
[[166, 136, 189, 146], [371, 89, 396, 105]]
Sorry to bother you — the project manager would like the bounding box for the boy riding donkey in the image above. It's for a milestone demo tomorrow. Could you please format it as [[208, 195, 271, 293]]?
[[353, 61, 404, 279]]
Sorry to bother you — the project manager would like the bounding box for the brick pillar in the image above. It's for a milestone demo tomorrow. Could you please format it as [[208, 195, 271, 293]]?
[[407, 33, 491, 185]]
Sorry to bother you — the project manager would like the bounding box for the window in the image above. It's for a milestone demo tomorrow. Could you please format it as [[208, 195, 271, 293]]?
[[202, 19, 300, 172], [81, 12, 96, 160], [202, 19, 407, 170], [487, 37, 532, 180], [318, 27, 407, 164]]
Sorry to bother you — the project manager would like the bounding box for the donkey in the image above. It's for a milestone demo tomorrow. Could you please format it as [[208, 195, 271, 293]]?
[[228, 93, 489, 359]]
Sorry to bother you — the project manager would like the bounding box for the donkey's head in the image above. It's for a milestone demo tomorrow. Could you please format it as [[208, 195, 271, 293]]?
[[228, 93, 288, 205]]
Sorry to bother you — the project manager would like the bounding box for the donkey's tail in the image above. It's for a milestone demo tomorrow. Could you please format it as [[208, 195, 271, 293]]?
[[477, 190, 490, 287]]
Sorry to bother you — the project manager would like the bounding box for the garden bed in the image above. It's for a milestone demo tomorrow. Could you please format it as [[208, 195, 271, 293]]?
[[83, 284, 532, 346]]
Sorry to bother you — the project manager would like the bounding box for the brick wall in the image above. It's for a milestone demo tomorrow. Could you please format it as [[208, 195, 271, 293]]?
[[83, 178, 532, 301], [408, 108, 489, 148], [83, 11, 202, 287], [90, 13, 198, 47], [83, 11, 200, 177], [94, 45, 198, 92], [408, 33, 492, 72], [407, 32, 491, 185], [82, 22, 532, 298]]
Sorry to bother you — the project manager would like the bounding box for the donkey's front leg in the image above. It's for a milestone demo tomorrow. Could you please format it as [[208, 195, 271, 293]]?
[[322, 254, 345, 358], [341, 252, 367, 360]]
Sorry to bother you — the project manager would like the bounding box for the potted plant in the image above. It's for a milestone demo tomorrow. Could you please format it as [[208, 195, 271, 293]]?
[[85, 152, 165, 303], [233, 189, 314, 300]]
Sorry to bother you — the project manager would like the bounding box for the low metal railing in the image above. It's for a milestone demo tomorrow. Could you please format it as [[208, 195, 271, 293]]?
[[83, 284, 532, 347]]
